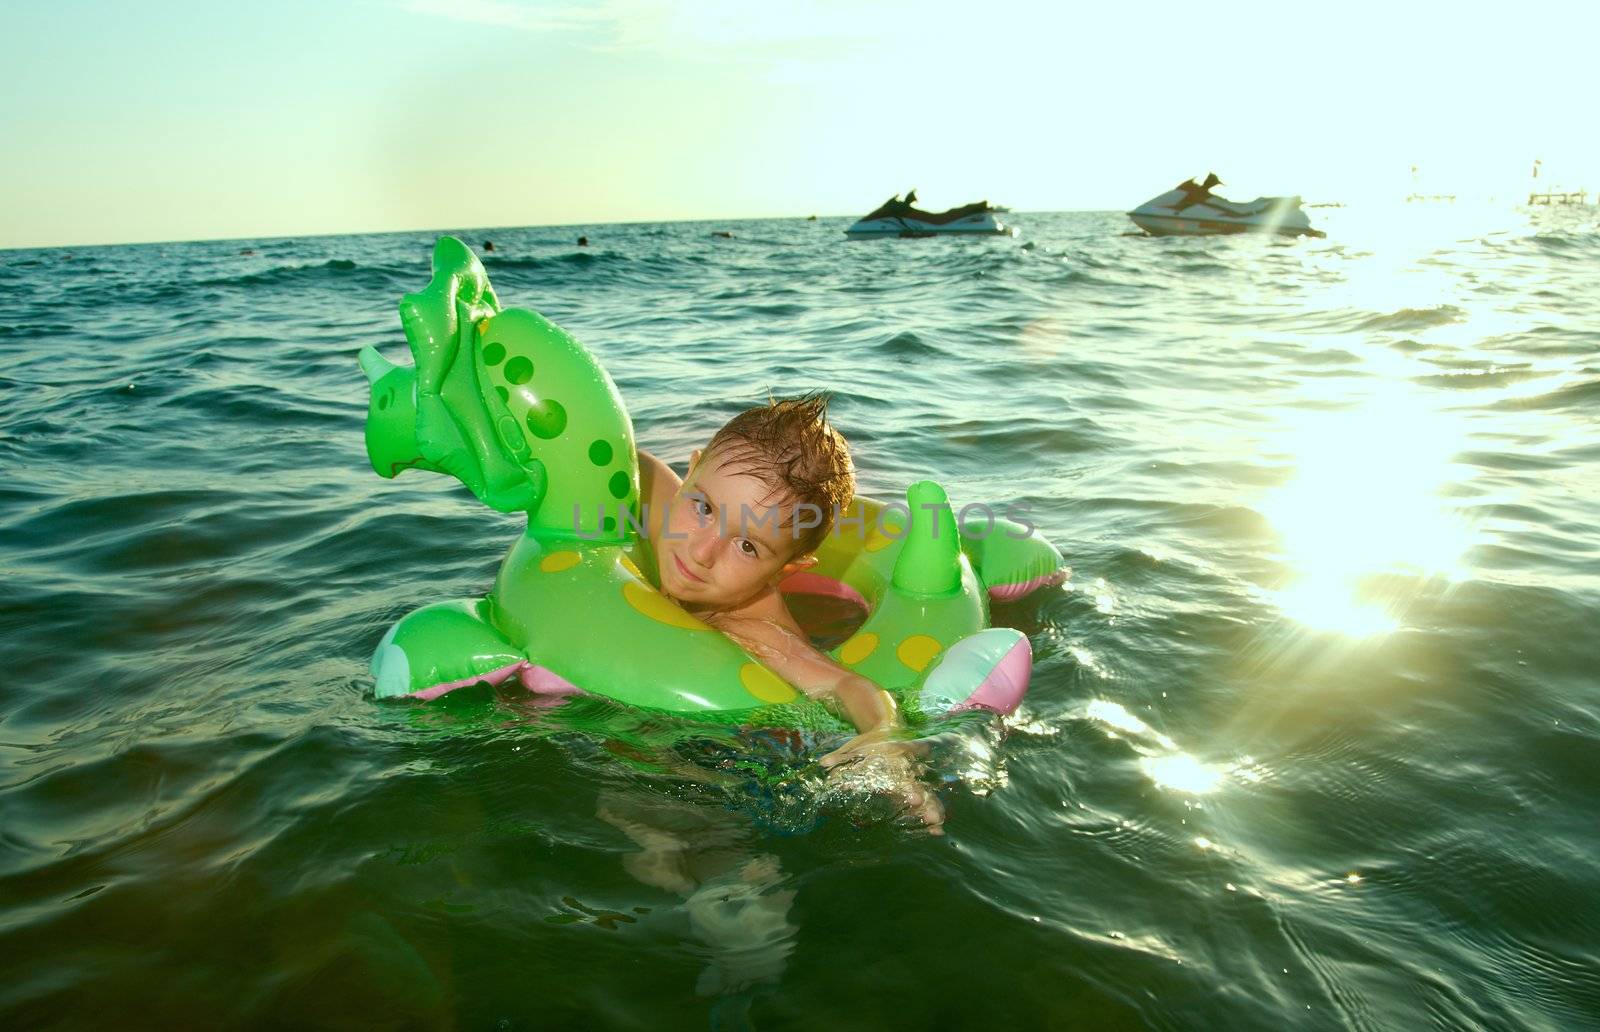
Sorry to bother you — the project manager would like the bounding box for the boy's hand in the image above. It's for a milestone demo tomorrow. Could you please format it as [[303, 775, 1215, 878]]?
[[694, 610, 947, 833], [821, 729, 945, 836]]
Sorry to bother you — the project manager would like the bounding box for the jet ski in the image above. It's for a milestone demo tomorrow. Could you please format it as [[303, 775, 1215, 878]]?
[[1128, 174, 1325, 238], [845, 190, 1015, 239]]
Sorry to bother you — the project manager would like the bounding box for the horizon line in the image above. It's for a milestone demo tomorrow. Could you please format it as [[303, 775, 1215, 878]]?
[[4, 208, 1135, 253]]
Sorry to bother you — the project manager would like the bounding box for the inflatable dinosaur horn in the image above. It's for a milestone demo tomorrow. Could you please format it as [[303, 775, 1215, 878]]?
[[359, 345, 401, 385], [892, 480, 963, 597]]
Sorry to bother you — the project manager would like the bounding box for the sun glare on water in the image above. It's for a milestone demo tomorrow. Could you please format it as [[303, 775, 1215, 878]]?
[[1086, 699, 1233, 795], [1140, 753, 1227, 795], [1259, 389, 1476, 636]]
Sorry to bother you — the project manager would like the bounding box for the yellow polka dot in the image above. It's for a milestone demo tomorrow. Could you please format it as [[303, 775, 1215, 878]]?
[[740, 663, 799, 704], [540, 551, 581, 573], [896, 634, 943, 673], [622, 580, 710, 631], [618, 554, 643, 580], [476, 318, 491, 336], [839, 632, 879, 666]]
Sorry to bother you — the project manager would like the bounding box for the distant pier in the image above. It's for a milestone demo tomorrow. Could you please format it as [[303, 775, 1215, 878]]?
[[1527, 189, 1588, 205]]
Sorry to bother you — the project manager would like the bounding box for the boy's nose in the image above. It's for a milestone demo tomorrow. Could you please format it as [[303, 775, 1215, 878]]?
[[687, 524, 719, 566]]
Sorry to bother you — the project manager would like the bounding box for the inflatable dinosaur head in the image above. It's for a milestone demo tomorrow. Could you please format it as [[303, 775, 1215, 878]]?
[[359, 347, 429, 479], [359, 237, 639, 537]]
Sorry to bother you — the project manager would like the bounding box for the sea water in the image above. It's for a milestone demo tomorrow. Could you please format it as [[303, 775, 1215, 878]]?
[[2, 208, 1598, 1028]]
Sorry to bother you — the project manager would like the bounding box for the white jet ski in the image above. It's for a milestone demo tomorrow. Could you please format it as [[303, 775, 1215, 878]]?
[[845, 191, 1015, 239], [1128, 174, 1325, 238]]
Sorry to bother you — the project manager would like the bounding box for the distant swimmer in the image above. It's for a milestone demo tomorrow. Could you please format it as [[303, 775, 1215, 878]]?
[[239, 248, 255, 256], [483, 240, 496, 252], [577, 236, 589, 246]]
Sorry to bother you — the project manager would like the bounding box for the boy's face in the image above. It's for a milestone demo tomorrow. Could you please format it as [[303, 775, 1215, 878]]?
[[654, 448, 811, 610]]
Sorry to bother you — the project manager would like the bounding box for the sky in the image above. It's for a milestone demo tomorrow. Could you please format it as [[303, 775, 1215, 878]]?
[[2, 0, 1596, 248]]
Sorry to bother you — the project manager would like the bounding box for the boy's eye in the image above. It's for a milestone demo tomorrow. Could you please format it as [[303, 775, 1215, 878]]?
[[691, 497, 711, 518], [738, 539, 758, 558]]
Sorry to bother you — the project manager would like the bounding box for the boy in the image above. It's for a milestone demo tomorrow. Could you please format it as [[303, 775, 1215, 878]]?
[[630, 394, 944, 834]]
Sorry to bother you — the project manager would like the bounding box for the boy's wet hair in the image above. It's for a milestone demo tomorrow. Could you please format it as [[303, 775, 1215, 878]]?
[[705, 392, 855, 557]]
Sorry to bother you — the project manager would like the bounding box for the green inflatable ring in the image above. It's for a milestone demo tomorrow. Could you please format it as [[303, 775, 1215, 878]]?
[[361, 238, 1066, 730]]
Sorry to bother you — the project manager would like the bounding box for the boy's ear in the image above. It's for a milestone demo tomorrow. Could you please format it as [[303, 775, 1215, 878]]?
[[778, 554, 818, 577]]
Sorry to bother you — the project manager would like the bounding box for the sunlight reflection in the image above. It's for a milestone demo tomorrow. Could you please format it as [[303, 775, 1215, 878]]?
[[1328, 201, 1529, 274], [1086, 699, 1174, 749], [1087, 699, 1230, 795], [1140, 753, 1225, 794], [1068, 645, 1101, 672], [1260, 389, 1475, 635], [948, 731, 1008, 796], [1297, 203, 1532, 352]]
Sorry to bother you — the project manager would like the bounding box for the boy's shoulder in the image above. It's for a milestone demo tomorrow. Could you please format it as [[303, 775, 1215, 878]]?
[[703, 586, 813, 655], [724, 584, 800, 629], [637, 449, 681, 523], [700, 588, 844, 697]]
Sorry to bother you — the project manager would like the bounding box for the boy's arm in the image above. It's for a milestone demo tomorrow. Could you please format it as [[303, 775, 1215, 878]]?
[[829, 669, 900, 736], [706, 611, 945, 834], [818, 669, 944, 835]]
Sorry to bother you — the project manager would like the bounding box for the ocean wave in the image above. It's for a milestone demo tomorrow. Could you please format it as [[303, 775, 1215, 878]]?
[[197, 258, 409, 292], [1412, 366, 1549, 390], [873, 330, 946, 359], [483, 251, 612, 271], [1356, 304, 1466, 332], [1487, 376, 1600, 411]]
